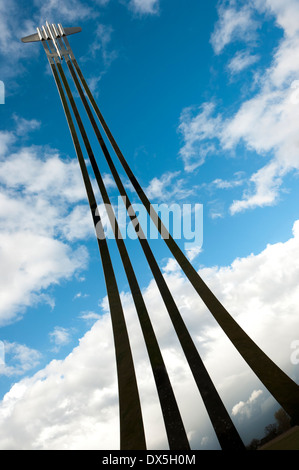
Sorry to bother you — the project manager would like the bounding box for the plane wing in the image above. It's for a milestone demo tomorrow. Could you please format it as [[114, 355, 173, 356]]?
[[21, 26, 82, 43], [21, 32, 40, 43]]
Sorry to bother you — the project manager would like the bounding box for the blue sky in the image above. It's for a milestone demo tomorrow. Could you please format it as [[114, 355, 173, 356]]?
[[0, 0, 299, 450]]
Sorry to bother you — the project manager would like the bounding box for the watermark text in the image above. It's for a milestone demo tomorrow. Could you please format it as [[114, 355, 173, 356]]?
[[0, 81, 4, 104], [290, 340, 299, 365], [0, 341, 4, 367], [94, 197, 203, 253]]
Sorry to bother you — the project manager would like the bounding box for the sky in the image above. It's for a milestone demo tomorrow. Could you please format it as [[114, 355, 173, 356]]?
[[0, 0, 299, 450]]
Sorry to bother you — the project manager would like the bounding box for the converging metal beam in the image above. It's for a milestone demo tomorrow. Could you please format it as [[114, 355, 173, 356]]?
[[67, 42, 299, 427], [58, 33, 245, 451], [48, 37, 190, 450], [21, 22, 299, 451], [21, 22, 246, 451], [40, 35, 146, 450]]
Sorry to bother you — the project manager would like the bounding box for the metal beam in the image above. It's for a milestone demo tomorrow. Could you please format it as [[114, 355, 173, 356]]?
[[50, 35, 190, 451], [23, 22, 299, 449], [60, 35, 245, 450], [68, 44, 299, 427], [42, 37, 146, 450]]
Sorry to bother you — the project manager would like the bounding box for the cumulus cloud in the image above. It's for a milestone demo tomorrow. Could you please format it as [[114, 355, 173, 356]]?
[[0, 129, 90, 325], [0, 149, 87, 203], [232, 389, 263, 418], [61, 205, 94, 241], [0, 1, 35, 60], [178, 102, 223, 172], [1, 342, 42, 377], [49, 327, 73, 350], [34, 0, 96, 24], [128, 0, 160, 15], [12, 115, 41, 137], [79, 311, 101, 322], [210, 0, 260, 55], [85, 23, 118, 95], [0, 231, 87, 325], [212, 173, 245, 189], [1, 0, 156, 81], [0, 131, 15, 157], [179, 0, 299, 213], [89, 24, 117, 65], [145, 170, 196, 201], [227, 50, 260, 74], [0, 218, 298, 449]]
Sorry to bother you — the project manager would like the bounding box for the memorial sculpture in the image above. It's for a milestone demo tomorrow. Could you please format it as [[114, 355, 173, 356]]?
[[21, 24, 299, 450]]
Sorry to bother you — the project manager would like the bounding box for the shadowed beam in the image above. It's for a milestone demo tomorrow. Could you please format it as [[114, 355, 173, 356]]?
[[60, 35, 245, 451], [51, 32, 191, 450], [40, 37, 146, 450], [68, 44, 299, 426]]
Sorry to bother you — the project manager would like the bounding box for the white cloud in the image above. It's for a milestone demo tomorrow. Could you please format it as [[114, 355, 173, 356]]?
[[210, 210, 224, 220], [145, 170, 196, 201], [143, 172, 202, 260], [0, 149, 86, 203], [0, 218, 298, 449], [229, 160, 284, 214], [0, 1, 35, 58], [128, 0, 160, 15], [0, 1, 38, 82], [103, 173, 117, 190], [185, 245, 202, 262], [179, 0, 299, 213], [212, 173, 245, 189], [0, 130, 90, 325], [90, 24, 117, 65], [34, 0, 95, 24], [86, 75, 102, 98], [85, 23, 118, 95], [227, 50, 260, 74], [0, 231, 88, 325], [79, 311, 101, 322], [0, 315, 120, 450], [1, 0, 159, 81], [223, 64, 299, 212], [178, 103, 223, 172], [12, 115, 41, 137], [232, 389, 263, 418], [1, 342, 41, 377], [49, 327, 72, 351], [61, 205, 94, 241], [73, 292, 89, 300], [254, 0, 299, 37], [210, 0, 260, 55], [0, 131, 15, 157]]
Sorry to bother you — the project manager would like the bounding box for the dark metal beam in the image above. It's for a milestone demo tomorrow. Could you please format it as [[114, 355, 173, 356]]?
[[66, 39, 299, 426], [23, 23, 299, 450], [41, 38, 146, 450], [60, 37, 245, 451], [53, 35, 190, 451]]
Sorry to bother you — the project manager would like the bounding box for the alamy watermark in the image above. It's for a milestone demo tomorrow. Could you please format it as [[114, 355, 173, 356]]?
[[94, 197, 203, 253], [0, 81, 4, 104], [0, 341, 4, 367], [290, 340, 299, 365]]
